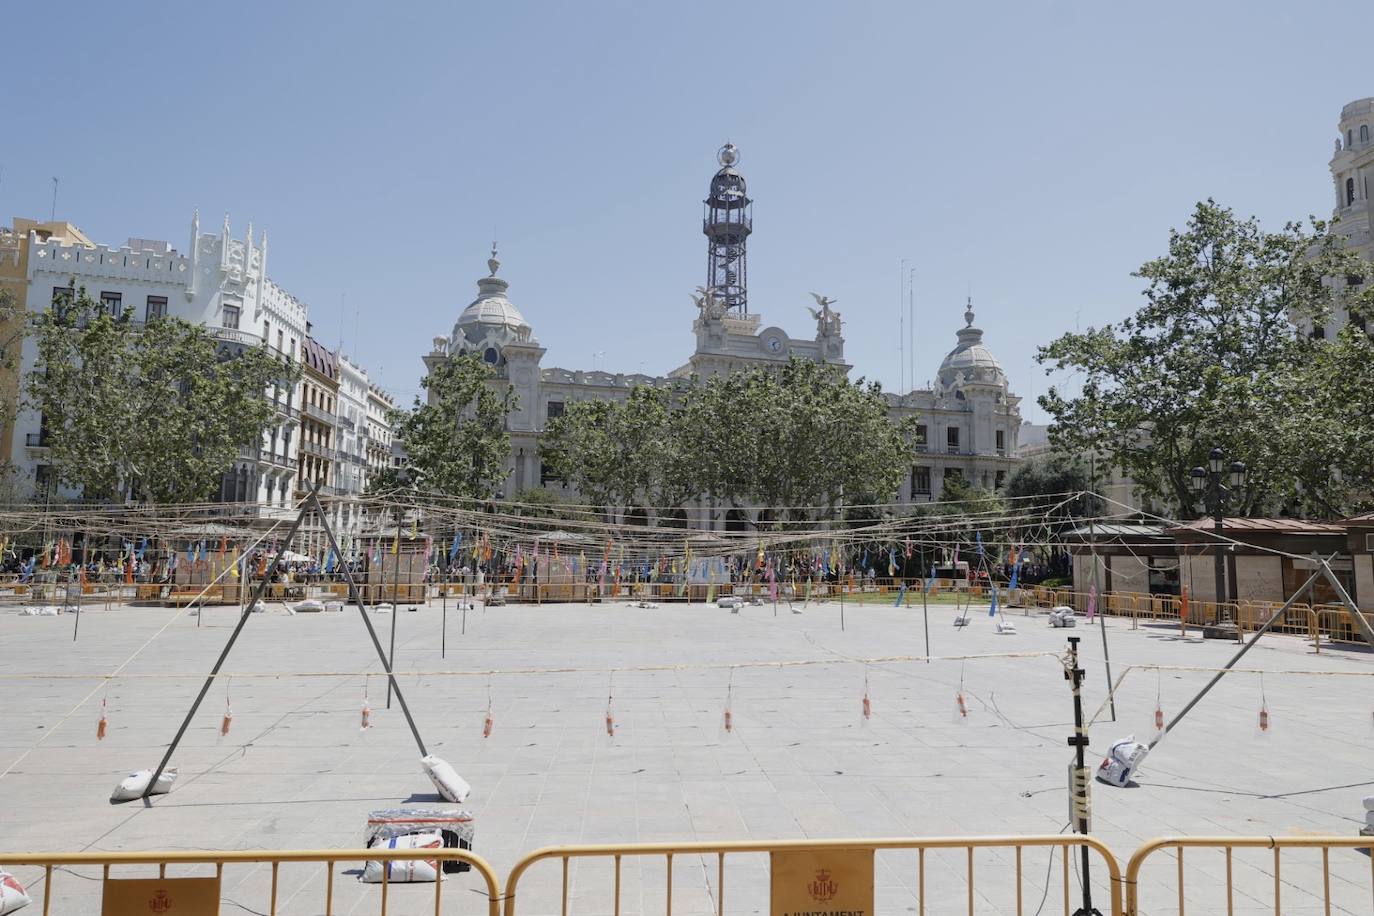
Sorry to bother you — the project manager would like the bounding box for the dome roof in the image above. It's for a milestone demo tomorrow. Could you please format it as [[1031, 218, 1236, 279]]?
[[451, 247, 532, 348], [938, 300, 1004, 388]]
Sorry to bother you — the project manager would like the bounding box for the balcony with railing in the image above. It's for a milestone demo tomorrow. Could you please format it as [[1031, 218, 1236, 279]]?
[[25, 432, 50, 449], [303, 402, 334, 424]]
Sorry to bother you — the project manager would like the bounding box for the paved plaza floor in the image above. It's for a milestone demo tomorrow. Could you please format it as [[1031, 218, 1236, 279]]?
[[0, 596, 1370, 913]]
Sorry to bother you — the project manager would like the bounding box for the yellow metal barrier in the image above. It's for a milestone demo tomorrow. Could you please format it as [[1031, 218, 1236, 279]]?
[[502, 835, 1124, 916], [1123, 835, 1374, 916], [0, 848, 501, 916]]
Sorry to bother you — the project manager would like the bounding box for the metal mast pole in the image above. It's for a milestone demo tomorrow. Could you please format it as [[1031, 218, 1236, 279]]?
[[1065, 636, 1103, 916]]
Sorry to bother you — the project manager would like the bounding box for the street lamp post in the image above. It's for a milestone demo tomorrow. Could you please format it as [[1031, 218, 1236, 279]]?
[[1189, 447, 1247, 639]]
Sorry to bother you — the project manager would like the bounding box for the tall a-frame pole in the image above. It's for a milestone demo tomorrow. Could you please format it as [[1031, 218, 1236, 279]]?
[[140, 487, 427, 800]]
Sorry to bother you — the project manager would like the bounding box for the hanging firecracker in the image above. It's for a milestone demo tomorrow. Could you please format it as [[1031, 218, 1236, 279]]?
[[221, 698, 233, 737], [956, 691, 968, 718], [605, 673, 616, 737], [361, 679, 372, 731], [862, 669, 872, 720], [97, 697, 108, 741], [1257, 673, 1270, 734]]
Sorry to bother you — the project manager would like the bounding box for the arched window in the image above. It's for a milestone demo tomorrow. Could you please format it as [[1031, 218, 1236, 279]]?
[[483, 347, 498, 364], [1348, 177, 1357, 206], [1362, 125, 1370, 143], [1349, 129, 1355, 147]]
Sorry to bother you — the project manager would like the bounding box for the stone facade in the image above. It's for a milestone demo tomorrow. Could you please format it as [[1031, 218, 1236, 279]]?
[[424, 255, 1022, 524]]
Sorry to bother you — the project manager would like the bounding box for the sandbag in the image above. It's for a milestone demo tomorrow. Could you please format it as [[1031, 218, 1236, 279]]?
[[19, 606, 62, 616], [1096, 736, 1149, 787], [360, 831, 443, 884], [293, 599, 324, 613], [1365, 810, 1374, 828], [716, 596, 740, 609], [1362, 795, 1374, 812], [1049, 606, 1076, 628], [324, 601, 344, 612], [374, 603, 393, 614], [995, 619, 1017, 635], [365, 808, 474, 874], [0, 871, 31, 915], [420, 755, 470, 803], [110, 767, 178, 802]]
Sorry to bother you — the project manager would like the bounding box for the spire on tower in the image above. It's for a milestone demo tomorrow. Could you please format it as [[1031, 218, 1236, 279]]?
[[488, 241, 501, 277], [703, 143, 752, 313]]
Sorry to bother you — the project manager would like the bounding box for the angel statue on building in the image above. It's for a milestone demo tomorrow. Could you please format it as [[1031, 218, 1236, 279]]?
[[808, 292, 842, 337], [692, 286, 727, 320]]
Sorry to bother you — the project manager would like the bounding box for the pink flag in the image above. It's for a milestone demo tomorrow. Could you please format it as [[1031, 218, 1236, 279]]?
[[1086, 583, 1098, 622]]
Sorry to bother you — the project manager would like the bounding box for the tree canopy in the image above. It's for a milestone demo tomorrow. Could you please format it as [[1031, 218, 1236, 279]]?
[[25, 286, 293, 503], [1037, 200, 1374, 518], [541, 358, 916, 523], [385, 354, 514, 500]]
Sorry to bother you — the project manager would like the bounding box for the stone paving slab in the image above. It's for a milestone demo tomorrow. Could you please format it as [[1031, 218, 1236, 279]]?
[[0, 597, 1370, 913]]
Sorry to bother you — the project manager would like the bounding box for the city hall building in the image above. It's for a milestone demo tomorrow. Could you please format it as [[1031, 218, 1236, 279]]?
[[423, 145, 1024, 527]]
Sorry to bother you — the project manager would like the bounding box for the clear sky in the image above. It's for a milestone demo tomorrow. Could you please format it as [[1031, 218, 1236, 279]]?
[[2, 1, 1368, 420]]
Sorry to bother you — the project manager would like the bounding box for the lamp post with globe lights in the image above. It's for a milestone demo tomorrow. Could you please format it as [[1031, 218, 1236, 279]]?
[[1189, 448, 1247, 638]]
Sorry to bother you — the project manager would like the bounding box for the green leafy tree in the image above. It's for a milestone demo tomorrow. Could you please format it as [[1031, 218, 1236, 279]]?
[[25, 286, 292, 502], [1037, 200, 1374, 517], [1004, 453, 1103, 523], [543, 358, 915, 523], [389, 354, 514, 500]]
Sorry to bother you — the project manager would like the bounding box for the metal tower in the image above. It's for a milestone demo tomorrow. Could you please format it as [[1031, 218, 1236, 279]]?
[[703, 143, 752, 313]]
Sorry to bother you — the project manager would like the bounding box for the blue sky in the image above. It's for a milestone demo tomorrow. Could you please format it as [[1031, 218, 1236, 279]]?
[[3, 1, 1367, 420]]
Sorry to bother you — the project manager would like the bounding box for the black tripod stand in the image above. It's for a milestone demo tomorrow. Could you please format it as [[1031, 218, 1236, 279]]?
[[1065, 636, 1104, 916]]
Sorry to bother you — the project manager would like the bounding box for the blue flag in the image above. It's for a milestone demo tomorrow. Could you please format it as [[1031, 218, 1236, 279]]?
[[137, 537, 148, 560], [925, 569, 936, 593], [989, 585, 999, 617], [1008, 561, 1020, 592], [976, 532, 985, 557], [324, 549, 336, 573], [448, 533, 462, 564], [895, 583, 907, 607]]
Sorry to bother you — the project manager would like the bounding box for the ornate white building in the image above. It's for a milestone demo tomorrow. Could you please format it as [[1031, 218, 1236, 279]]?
[[7, 213, 308, 515], [422, 147, 1022, 523], [1318, 97, 1374, 337]]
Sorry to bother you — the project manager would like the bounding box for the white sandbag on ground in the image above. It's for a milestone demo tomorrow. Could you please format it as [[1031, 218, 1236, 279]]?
[[0, 871, 31, 915], [360, 831, 443, 883], [365, 808, 475, 874], [1362, 795, 1374, 811], [324, 601, 344, 612], [420, 755, 470, 803], [110, 767, 177, 802], [293, 599, 324, 613], [1096, 736, 1149, 787], [995, 619, 1017, 634], [374, 603, 393, 614], [1048, 606, 1076, 627], [19, 606, 62, 616], [716, 596, 740, 609]]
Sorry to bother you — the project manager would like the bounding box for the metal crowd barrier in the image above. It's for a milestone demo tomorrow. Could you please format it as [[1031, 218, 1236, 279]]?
[[501, 835, 1124, 916], [1123, 835, 1374, 916], [6, 834, 1374, 915], [0, 848, 501, 916]]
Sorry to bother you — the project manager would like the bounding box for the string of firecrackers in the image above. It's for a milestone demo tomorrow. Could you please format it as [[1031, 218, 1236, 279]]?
[[1085, 662, 1374, 730], [0, 650, 1066, 680]]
